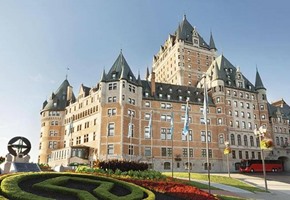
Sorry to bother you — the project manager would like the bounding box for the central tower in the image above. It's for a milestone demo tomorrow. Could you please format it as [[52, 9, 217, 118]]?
[[151, 15, 217, 86]]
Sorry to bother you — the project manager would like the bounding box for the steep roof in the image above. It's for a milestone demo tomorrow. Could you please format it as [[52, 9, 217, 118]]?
[[255, 69, 266, 90], [209, 32, 217, 50], [206, 54, 255, 91], [103, 51, 137, 83], [41, 79, 75, 112], [174, 15, 210, 49], [268, 99, 290, 119], [141, 80, 214, 106]]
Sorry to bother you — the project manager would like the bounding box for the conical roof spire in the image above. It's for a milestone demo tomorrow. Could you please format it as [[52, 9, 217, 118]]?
[[255, 68, 266, 90], [100, 69, 106, 82], [209, 31, 217, 50]]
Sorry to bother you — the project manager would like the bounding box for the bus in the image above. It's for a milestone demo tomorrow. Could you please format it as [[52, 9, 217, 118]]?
[[239, 159, 283, 173]]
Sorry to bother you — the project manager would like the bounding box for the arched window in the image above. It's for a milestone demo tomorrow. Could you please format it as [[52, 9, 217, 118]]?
[[185, 162, 192, 170], [164, 162, 171, 170], [219, 134, 224, 144], [237, 135, 242, 145], [230, 134, 235, 145], [244, 135, 248, 146], [250, 136, 254, 146]]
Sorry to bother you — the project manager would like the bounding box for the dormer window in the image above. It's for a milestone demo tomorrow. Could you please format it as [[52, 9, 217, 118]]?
[[129, 76, 133, 81], [169, 88, 172, 93], [112, 73, 116, 79]]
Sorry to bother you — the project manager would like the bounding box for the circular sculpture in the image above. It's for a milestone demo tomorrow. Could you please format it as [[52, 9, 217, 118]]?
[[7, 136, 31, 156]]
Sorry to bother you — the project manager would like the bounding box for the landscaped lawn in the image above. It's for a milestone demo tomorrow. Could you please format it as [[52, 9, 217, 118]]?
[[163, 172, 264, 193], [0, 171, 219, 200]]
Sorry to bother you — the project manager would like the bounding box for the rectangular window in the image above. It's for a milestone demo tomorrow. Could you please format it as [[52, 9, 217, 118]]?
[[239, 151, 243, 159], [108, 144, 114, 155], [201, 149, 212, 158], [108, 123, 115, 136], [144, 127, 151, 139], [144, 147, 151, 156], [129, 145, 133, 155]]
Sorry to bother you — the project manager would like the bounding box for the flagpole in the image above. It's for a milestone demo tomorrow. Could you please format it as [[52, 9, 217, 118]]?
[[171, 112, 174, 178], [185, 100, 190, 181], [129, 114, 133, 161], [150, 110, 153, 170], [203, 74, 211, 194]]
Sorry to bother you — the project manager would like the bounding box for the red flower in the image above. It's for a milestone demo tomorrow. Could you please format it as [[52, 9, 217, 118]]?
[[120, 178, 218, 200]]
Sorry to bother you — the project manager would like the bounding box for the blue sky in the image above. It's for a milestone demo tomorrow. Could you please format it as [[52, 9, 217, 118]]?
[[0, 0, 290, 162]]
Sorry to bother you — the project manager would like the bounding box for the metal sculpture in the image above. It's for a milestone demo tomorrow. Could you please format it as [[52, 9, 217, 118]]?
[[7, 136, 31, 157]]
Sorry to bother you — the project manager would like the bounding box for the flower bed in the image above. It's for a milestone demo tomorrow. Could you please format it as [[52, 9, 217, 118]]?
[[123, 179, 219, 200]]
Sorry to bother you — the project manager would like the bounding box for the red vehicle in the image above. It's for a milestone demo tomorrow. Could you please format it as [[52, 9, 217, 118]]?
[[239, 159, 283, 173]]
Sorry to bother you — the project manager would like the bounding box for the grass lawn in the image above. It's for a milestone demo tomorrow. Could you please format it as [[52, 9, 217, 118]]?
[[163, 172, 264, 193]]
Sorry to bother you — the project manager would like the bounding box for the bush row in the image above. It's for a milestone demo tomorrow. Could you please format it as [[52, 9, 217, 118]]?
[[98, 160, 148, 172], [0, 172, 155, 200]]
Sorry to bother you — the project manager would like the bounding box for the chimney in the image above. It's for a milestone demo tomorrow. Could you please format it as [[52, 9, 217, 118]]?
[[67, 85, 73, 101], [151, 72, 156, 96]]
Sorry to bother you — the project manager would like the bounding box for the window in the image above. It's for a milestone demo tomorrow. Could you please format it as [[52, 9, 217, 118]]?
[[201, 149, 212, 158], [217, 108, 222, 113], [237, 135, 242, 145], [250, 136, 254, 146], [145, 101, 151, 107], [108, 83, 117, 90], [245, 151, 249, 159], [108, 123, 115, 136], [145, 113, 151, 120], [144, 147, 151, 156], [219, 134, 224, 144], [230, 134, 235, 145], [232, 150, 236, 159], [249, 151, 254, 159], [201, 131, 211, 142], [164, 162, 171, 170], [244, 135, 248, 146], [108, 144, 114, 155], [239, 151, 243, 159], [129, 145, 133, 155], [161, 148, 172, 157], [145, 127, 151, 139], [217, 118, 222, 125], [108, 108, 116, 116], [129, 85, 136, 93], [242, 121, 246, 129], [276, 137, 280, 145], [234, 101, 238, 107], [84, 134, 89, 143], [182, 130, 192, 141]]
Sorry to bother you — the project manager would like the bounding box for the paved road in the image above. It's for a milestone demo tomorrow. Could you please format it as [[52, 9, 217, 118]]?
[[214, 172, 290, 200]]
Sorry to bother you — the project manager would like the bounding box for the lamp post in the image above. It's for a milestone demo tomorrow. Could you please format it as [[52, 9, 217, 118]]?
[[254, 126, 268, 191], [224, 141, 231, 177]]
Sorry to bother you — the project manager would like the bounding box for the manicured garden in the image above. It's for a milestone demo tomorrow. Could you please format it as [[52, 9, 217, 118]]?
[[0, 160, 262, 200]]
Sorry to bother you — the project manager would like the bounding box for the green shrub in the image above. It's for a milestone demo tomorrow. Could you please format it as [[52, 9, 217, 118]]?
[[0, 172, 155, 200]]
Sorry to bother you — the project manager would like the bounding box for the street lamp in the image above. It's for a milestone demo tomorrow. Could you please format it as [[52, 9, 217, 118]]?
[[254, 126, 268, 191], [224, 141, 231, 177]]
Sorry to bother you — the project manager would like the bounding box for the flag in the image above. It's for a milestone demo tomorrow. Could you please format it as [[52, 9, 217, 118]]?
[[170, 111, 174, 138], [182, 102, 189, 136], [203, 82, 208, 124], [128, 114, 133, 138], [67, 121, 73, 136], [148, 111, 152, 138]]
